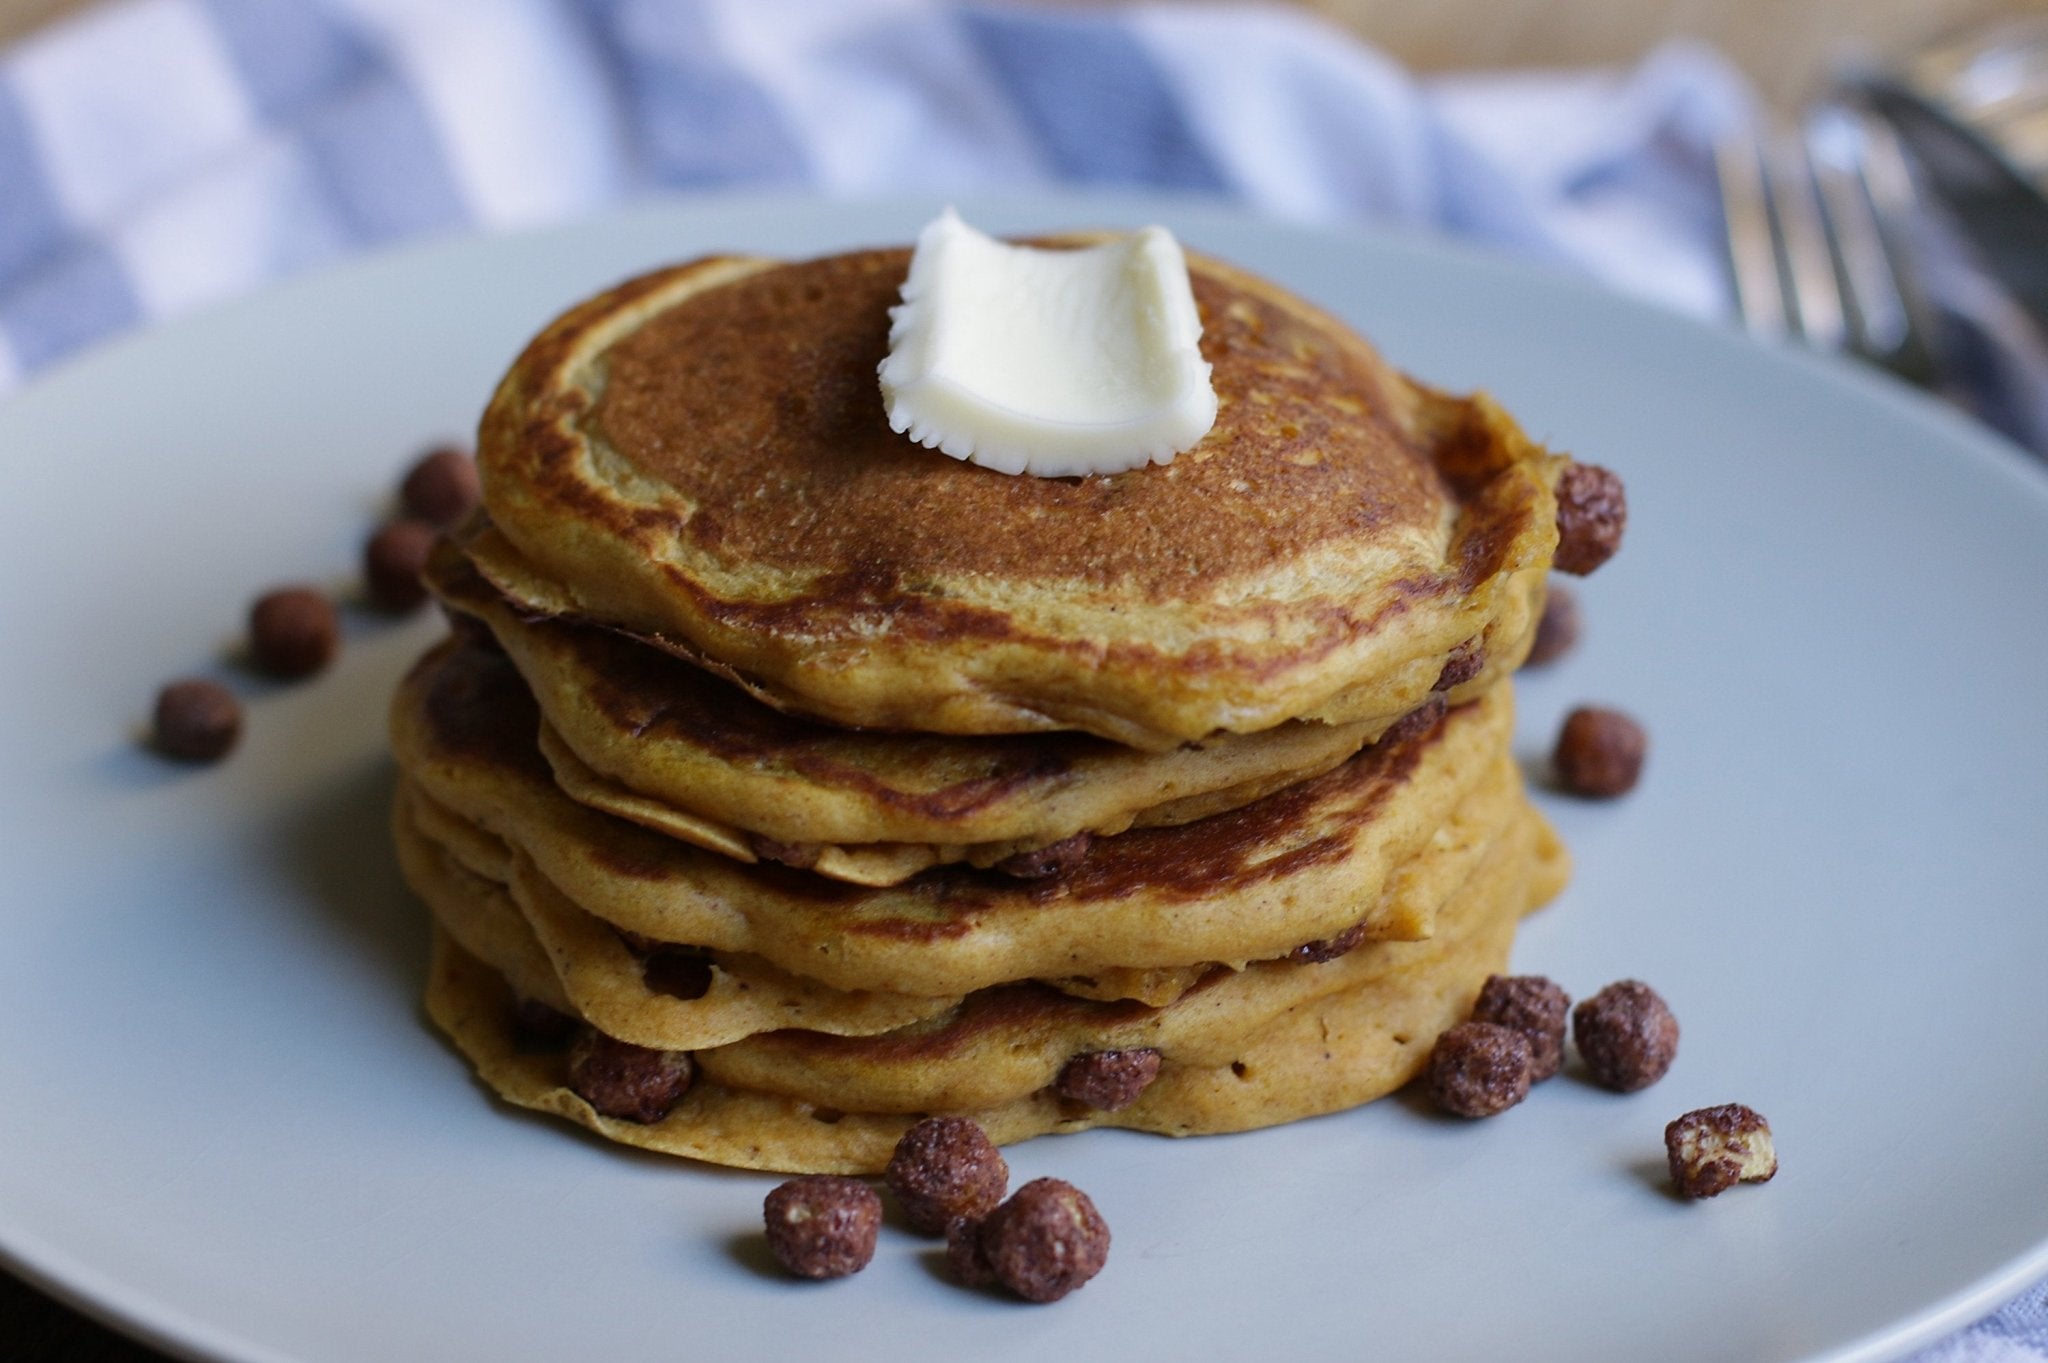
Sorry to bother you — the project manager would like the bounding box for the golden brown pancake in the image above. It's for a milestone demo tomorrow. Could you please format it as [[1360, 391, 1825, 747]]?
[[389, 635, 1539, 998], [422, 796, 1566, 1173], [427, 541, 1532, 885], [412, 789, 1550, 1094], [395, 798, 953, 1046], [400, 230, 1600, 1175], [692, 804, 1553, 1113], [402, 768, 1213, 1010], [468, 243, 1564, 749], [397, 721, 1530, 1039]]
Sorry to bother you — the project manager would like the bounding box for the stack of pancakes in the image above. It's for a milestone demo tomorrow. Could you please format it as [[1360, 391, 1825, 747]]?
[[394, 241, 1588, 1174]]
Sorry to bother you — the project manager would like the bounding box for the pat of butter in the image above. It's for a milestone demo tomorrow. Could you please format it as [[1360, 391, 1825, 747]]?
[[879, 210, 1218, 477]]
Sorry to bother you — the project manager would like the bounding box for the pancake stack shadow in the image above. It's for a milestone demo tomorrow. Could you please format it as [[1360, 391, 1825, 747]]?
[[390, 242, 1604, 1174]]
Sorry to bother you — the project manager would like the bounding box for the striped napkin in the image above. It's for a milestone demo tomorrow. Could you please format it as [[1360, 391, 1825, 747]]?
[[1, 3, 2043, 1359], [0, 0, 1754, 395]]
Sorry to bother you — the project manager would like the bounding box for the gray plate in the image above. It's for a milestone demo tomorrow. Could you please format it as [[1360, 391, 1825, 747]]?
[[2, 194, 2047, 1363]]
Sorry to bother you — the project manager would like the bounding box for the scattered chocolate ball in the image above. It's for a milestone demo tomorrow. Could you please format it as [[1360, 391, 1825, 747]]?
[[1666, 1103, 1778, 1199], [1055, 1047, 1162, 1111], [566, 1030, 693, 1124], [1553, 461, 1627, 575], [978, 1178, 1111, 1303], [400, 445, 481, 527], [249, 586, 339, 679], [886, 1117, 1009, 1236], [945, 1215, 998, 1287], [363, 519, 437, 613], [150, 678, 242, 762], [1523, 584, 1580, 668], [762, 1176, 882, 1280], [1573, 980, 1679, 1093], [1552, 705, 1647, 798], [1470, 974, 1571, 1082], [1427, 1021, 1533, 1118]]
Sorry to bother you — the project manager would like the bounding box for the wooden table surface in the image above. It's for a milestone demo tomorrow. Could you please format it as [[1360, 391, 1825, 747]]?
[[0, 0, 2040, 1357]]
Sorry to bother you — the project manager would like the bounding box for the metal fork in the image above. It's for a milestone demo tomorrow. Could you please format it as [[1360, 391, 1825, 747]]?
[[1717, 100, 1941, 386]]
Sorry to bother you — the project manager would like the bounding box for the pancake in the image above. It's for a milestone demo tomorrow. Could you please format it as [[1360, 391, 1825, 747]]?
[[403, 767, 1210, 1011], [428, 542, 1534, 885], [389, 635, 1536, 997], [413, 791, 1551, 1098], [694, 802, 1553, 1113], [395, 795, 952, 1046], [422, 796, 1566, 1173], [468, 242, 1567, 750], [397, 721, 1530, 1040]]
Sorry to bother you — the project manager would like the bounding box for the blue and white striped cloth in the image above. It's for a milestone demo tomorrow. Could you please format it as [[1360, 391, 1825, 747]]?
[[0, 0, 1760, 395], [1, 4, 2045, 1359]]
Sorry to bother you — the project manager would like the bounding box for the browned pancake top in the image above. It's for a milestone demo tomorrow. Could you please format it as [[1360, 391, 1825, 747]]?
[[584, 247, 1447, 596]]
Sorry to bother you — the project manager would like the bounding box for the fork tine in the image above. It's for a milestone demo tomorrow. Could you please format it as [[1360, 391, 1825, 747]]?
[[1717, 131, 1788, 337], [1767, 130, 1850, 349], [1806, 103, 1911, 357], [1719, 109, 1945, 387]]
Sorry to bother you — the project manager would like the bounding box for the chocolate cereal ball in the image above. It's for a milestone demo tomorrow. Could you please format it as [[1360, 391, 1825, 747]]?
[[1055, 1048, 1162, 1111], [639, 947, 713, 1001], [400, 445, 481, 527], [1573, 980, 1679, 1092], [763, 1176, 881, 1280], [1428, 1021, 1533, 1118], [1288, 921, 1369, 966], [1666, 1103, 1778, 1199], [565, 1031, 693, 1124], [249, 586, 339, 678], [886, 1117, 1009, 1236], [1433, 638, 1486, 691], [1553, 462, 1627, 575], [1470, 974, 1571, 1082], [509, 996, 577, 1052], [1552, 706, 1647, 798], [946, 1214, 998, 1287], [151, 678, 241, 762], [978, 1178, 1111, 1303], [364, 519, 437, 613]]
